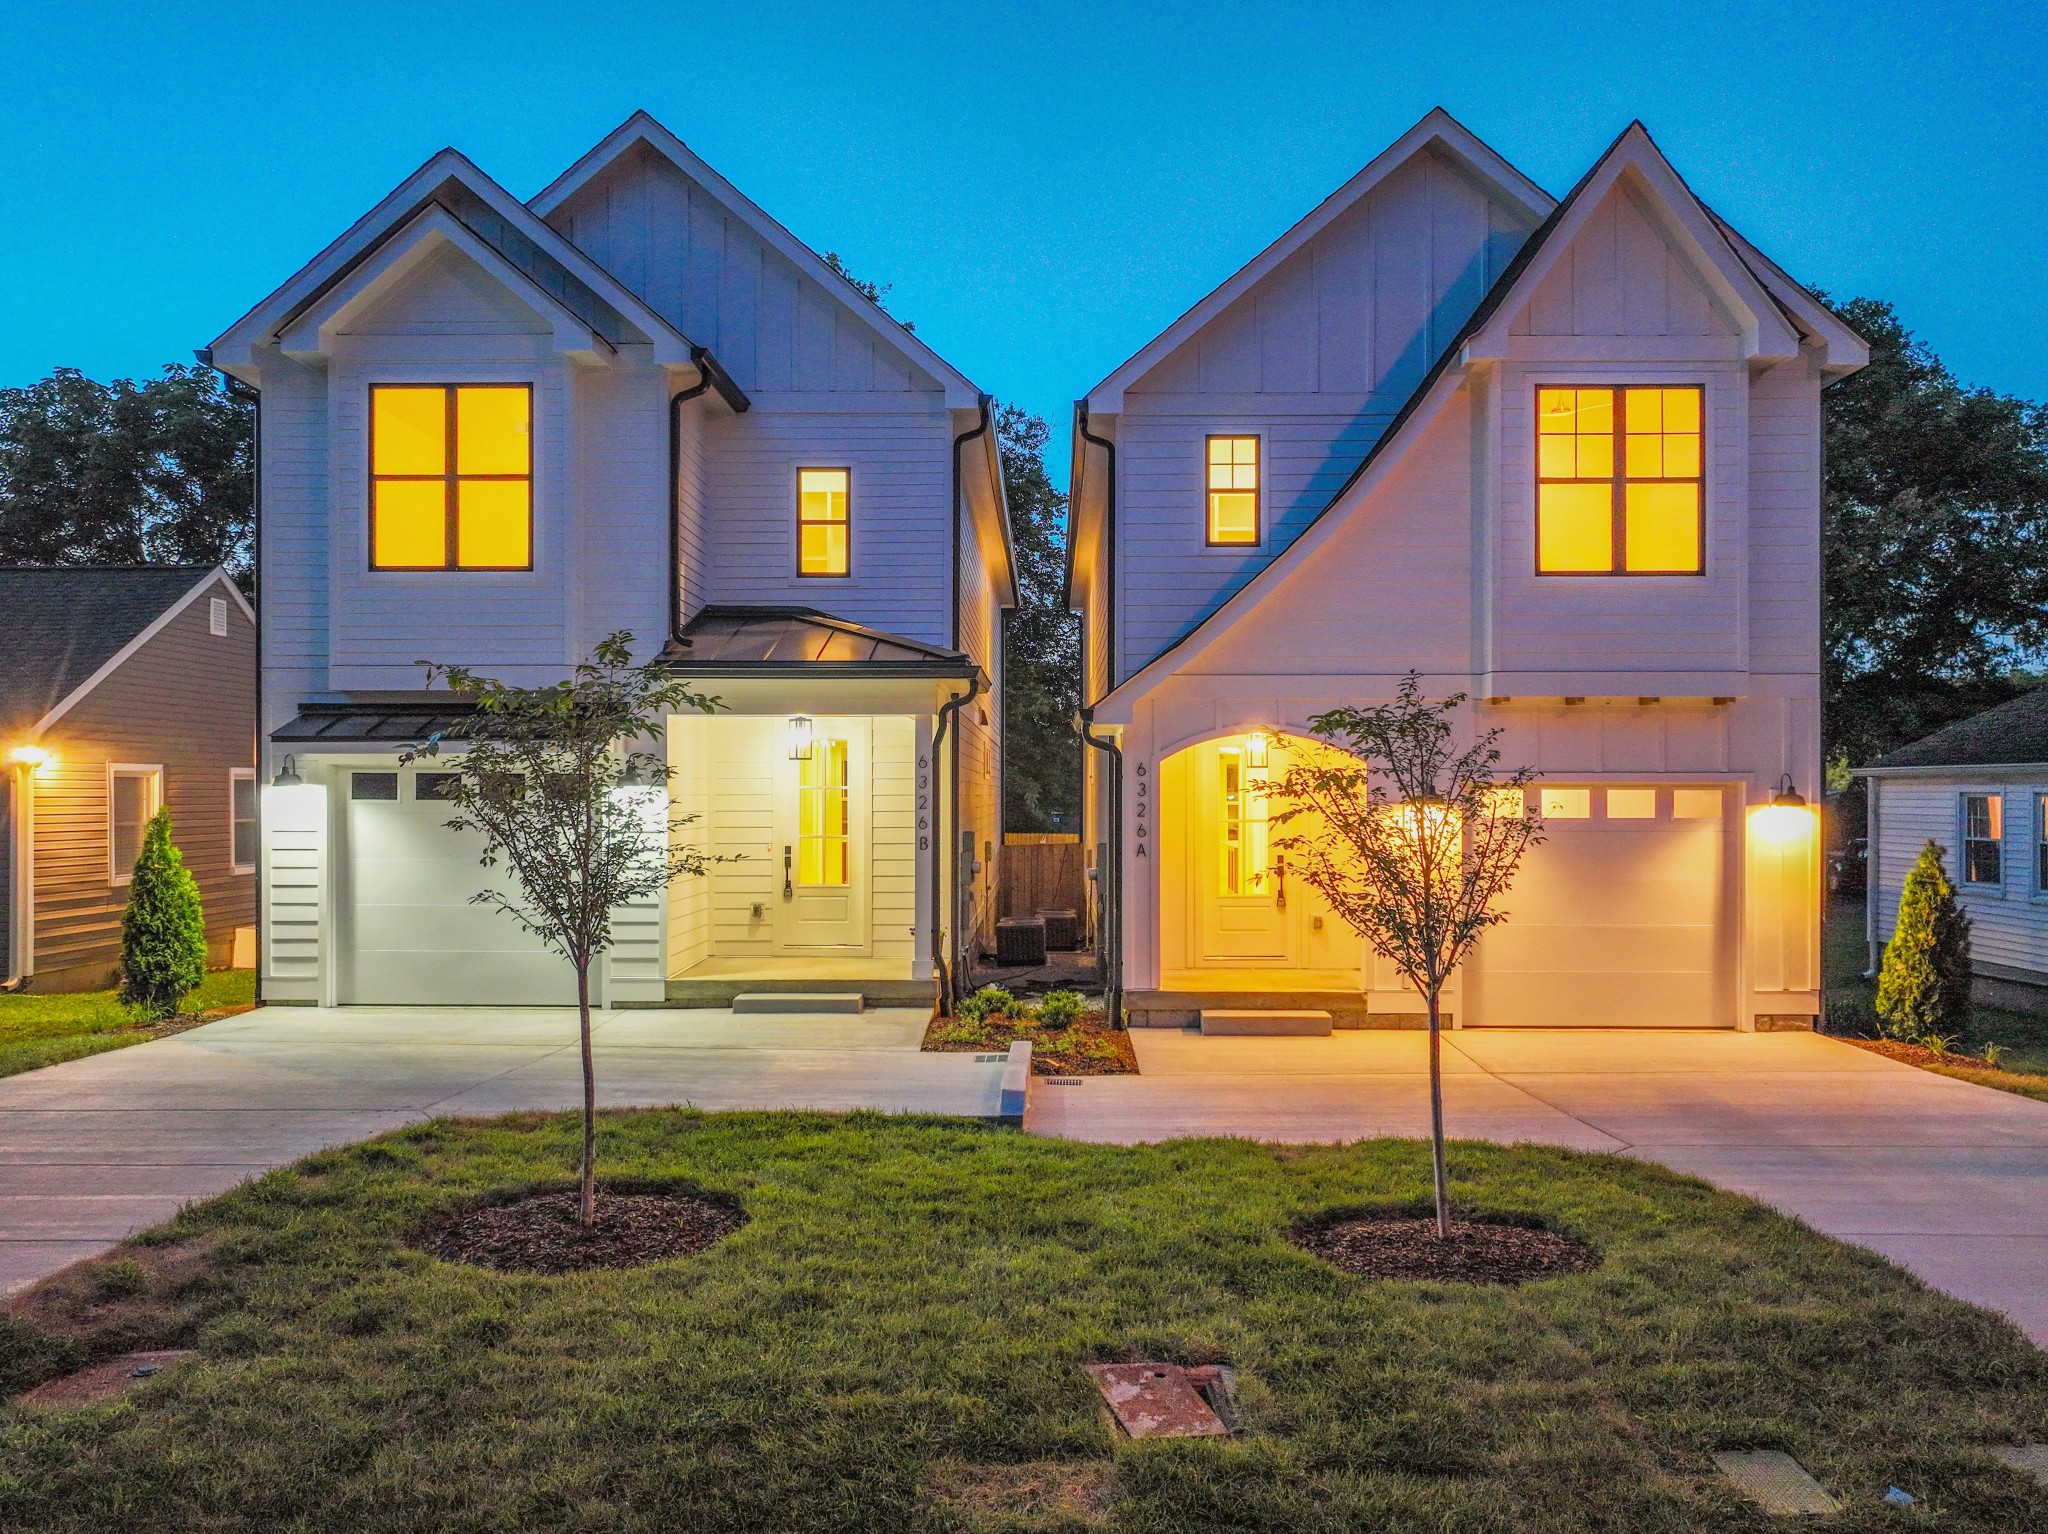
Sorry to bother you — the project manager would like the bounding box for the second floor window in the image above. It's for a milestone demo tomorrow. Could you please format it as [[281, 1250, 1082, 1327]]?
[[1536, 385, 1703, 575], [1963, 792, 2003, 886], [370, 384, 531, 571], [1206, 436, 1260, 545], [798, 468, 850, 576]]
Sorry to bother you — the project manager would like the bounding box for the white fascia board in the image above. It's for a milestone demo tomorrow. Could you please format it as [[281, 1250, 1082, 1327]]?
[[1711, 218, 1870, 376], [277, 209, 612, 365], [32, 569, 239, 735], [1856, 763, 2048, 779], [209, 148, 697, 373], [1083, 108, 1555, 413], [532, 112, 982, 409]]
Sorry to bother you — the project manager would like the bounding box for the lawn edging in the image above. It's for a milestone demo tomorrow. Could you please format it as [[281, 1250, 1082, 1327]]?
[[998, 1039, 1031, 1126]]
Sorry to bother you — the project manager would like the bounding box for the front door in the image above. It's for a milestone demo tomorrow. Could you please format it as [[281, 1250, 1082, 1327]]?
[[1195, 736, 1295, 962], [773, 719, 869, 952]]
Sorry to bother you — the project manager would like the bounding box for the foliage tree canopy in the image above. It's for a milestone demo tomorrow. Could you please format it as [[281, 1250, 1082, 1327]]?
[[1823, 297, 2048, 768], [1873, 839, 1974, 1045], [996, 404, 1081, 833], [118, 808, 208, 1019], [0, 365, 253, 586]]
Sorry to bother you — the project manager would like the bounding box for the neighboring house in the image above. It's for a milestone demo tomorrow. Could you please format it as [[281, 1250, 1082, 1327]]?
[[1067, 110, 1866, 1030], [202, 112, 1011, 1009], [1859, 687, 2048, 1007], [2, 565, 257, 991]]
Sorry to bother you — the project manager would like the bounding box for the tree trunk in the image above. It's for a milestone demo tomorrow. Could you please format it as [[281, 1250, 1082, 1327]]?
[[577, 961, 596, 1227], [1427, 989, 1450, 1239]]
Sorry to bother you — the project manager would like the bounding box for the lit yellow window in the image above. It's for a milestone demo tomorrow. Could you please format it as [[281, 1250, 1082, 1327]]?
[[1206, 436, 1260, 545], [1605, 788, 1657, 819], [797, 468, 850, 576], [1540, 787, 1591, 819], [1536, 385, 1702, 574], [1219, 742, 1271, 894], [370, 384, 531, 570], [797, 737, 850, 886]]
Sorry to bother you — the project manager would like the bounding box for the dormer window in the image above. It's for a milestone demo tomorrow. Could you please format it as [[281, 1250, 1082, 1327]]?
[[797, 468, 850, 577], [1206, 436, 1260, 545], [370, 384, 532, 570], [1536, 386, 1703, 575]]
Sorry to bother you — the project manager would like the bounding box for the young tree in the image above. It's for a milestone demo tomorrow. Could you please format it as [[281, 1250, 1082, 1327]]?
[[995, 403, 1081, 833], [1874, 840, 1974, 1045], [118, 808, 208, 1018], [408, 633, 719, 1225], [1272, 675, 1543, 1237]]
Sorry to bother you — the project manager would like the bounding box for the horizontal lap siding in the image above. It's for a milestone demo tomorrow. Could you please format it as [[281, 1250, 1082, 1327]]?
[[873, 718, 917, 963], [261, 360, 330, 742], [1876, 777, 2048, 977], [1747, 355, 1822, 675]]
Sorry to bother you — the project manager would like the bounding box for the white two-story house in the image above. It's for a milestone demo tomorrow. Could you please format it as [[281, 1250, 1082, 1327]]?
[[1068, 111, 1865, 1031], [205, 112, 1012, 1010]]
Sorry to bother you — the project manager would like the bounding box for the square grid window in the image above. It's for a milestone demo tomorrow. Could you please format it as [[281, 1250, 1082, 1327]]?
[[230, 769, 257, 872], [109, 767, 160, 884], [1963, 793, 2003, 886], [1536, 386, 1703, 574], [797, 468, 850, 576], [1205, 436, 1260, 545], [370, 384, 531, 570]]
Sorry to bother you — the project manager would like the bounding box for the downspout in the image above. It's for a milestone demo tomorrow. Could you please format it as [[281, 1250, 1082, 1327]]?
[[1076, 708, 1122, 1028], [949, 395, 993, 652], [932, 672, 983, 1014], [667, 349, 720, 644]]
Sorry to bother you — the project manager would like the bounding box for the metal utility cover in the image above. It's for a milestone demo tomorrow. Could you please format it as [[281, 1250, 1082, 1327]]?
[[1712, 1451, 1840, 1515], [1085, 1363, 1228, 1439], [1990, 1444, 2048, 1486]]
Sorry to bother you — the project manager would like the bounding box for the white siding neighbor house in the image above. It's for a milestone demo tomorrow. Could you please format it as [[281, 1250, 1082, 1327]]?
[[1860, 688, 2048, 1007], [204, 112, 1012, 1010], [1068, 110, 1867, 1030]]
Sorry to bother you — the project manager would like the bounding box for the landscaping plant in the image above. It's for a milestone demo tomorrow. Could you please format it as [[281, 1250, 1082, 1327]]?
[[116, 808, 207, 1018], [409, 632, 720, 1225], [1272, 673, 1542, 1236], [1035, 988, 1084, 1028], [1875, 839, 1974, 1046]]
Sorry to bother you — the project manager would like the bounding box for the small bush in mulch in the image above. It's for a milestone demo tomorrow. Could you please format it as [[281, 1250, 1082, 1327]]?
[[415, 1186, 745, 1275], [1292, 1210, 1601, 1286], [923, 1006, 1139, 1075]]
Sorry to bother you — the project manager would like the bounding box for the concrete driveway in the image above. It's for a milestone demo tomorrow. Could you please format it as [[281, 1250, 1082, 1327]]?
[[0, 1005, 997, 1295], [1027, 1027, 2048, 1345]]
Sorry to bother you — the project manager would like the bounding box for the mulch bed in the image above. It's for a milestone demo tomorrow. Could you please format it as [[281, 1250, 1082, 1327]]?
[[417, 1189, 745, 1275], [1847, 1038, 1996, 1070], [923, 1009, 1139, 1075], [1293, 1214, 1601, 1286]]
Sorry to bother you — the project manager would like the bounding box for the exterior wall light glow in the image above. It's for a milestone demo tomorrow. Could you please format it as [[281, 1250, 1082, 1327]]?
[[1244, 731, 1270, 769], [7, 745, 53, 771], [1753, 777, 1814, 844], [786, 715, 815, 760]]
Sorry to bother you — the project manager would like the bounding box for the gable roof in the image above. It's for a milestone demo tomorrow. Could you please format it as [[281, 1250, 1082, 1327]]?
[[1089, 121, 1866, 715], [0, 566, 245, 734], [1864, 688, 2048, 772], [531, 112, 983, 410], [1080, 109, 1555, 414], [206, 148, 701, 377]]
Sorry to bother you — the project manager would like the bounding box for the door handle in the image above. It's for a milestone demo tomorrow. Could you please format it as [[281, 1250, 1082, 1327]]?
[[783, 844, 793, 899], [1274, 852, 1287, 911]]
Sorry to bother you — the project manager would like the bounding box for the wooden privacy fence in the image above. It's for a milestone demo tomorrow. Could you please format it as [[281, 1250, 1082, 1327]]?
[[1000, 834, 1091, 939]]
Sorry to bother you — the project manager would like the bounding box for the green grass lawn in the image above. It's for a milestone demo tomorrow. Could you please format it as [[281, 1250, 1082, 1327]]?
[[4, 1112, 2048, 1531], [0, 970, 255, 1080]]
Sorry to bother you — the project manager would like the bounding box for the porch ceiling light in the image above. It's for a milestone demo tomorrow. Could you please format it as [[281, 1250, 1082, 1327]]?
[[7, 744, 52, 770], [271, 754, 303, 788], [786, 715, 815, 760]]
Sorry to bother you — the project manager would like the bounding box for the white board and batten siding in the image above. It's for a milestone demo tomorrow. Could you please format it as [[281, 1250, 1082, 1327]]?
[[1871, 773, 2048, 982]]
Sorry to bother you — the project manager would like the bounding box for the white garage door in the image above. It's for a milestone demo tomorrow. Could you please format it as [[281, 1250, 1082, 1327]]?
[[1476, 785, 1729, 1028], [341, 768, 577, 1006]]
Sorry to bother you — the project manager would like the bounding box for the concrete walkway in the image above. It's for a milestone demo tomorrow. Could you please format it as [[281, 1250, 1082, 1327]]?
[[0, 1005, 997, 1294], [1027, 1027, 2048, 1345]]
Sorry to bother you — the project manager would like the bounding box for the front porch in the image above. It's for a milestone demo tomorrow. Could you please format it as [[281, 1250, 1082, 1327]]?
[[663, 955, 934, 1008]]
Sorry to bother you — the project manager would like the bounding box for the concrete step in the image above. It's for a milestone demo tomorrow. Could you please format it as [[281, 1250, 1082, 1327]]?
[[1200, 1008, 1333, 1037], [732, 992, 865, 1015]]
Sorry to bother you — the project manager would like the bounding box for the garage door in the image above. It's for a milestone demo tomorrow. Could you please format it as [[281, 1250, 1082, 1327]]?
[[1476, 785, 1728, 1028], [341, 767, 578, 1005]]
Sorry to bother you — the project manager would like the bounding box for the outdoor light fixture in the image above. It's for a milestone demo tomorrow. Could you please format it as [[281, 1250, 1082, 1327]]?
[[1245, 731, 1270, 769], [786, 715, 815, 760], [271, 754, 303, 788], [6, 744, 52, 770], [1770, 773, 1808, 809], [1754, 774, 1814, 844]]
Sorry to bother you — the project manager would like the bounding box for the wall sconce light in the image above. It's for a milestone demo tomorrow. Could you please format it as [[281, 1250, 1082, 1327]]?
[[271, 754, 303, 788], [786, 715, 815, 760], [7, 744, 52, 771], [1770, 773, 1807, 809], [1245, 730, 1270, 769]]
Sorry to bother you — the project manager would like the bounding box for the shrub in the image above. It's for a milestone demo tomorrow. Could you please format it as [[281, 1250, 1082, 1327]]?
[[118, 808, 207, 1019], [958, 986, 1017, 1024], [1875, 840, 1973, 1046], [1036, 989, 1085, 1029]]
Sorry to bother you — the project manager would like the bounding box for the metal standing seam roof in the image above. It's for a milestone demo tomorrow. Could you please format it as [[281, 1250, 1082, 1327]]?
[[0, 565, 220, 733], [269, 706, 474, 744], [660, 606, 974, 671]]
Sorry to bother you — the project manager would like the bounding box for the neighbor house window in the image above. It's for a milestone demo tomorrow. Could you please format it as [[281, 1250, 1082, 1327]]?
[[797, 468, 850, 576], [797, 738, 850, 885], [1218, 744, 1270, 893], [370, 384, 531, 570], [1536, 386, 1703, 574], [230, 769, 257, 873], [1963, 793, 2003, 885], [109, 766, 160, 884], [1206, 436, 1260, 545], [2037, 795, 2048, 894]]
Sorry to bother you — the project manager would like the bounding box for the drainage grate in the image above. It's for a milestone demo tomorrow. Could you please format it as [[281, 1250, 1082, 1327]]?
[[1990, 1444, 2048, 1485], [1045, 1077, 1084, 1086], [1712, 1451, 1839, 1515], [974, 1054, 1006, 1063]]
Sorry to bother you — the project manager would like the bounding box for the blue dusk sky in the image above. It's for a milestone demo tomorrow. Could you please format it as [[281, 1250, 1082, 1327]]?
[[1, 1, 2040, 482]]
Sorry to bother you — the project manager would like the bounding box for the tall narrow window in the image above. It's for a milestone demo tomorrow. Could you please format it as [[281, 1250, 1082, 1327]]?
[[1206, 436, 1260, 545], [1536, 386, 1703, 574], [230, 769, 257, 873], [370, 384, 531, 570], [109, 766, 160, 884], [1218, 744, 1270, 893], [797, 468, 850, 576], [1963, 793, 2003, 885], [798, 738, 850, 886], [2036, 795, 2048, 894]]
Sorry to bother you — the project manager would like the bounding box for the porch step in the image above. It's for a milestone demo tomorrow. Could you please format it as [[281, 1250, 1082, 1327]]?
[[1200, 1009, 1333, 1037], [732, 992, 865, 1015]]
